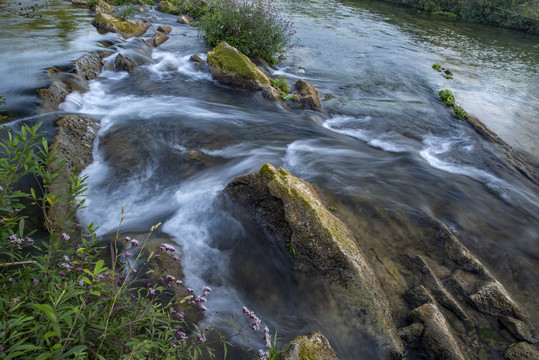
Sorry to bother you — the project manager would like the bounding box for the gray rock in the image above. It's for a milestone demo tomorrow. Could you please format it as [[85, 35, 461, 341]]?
[[444, 231, 491, 277], [397, 322, 425, 343], [469, 281, 528, 321], [278, 331, 339, 360], [146, 30, 169, 47], [410, 303, 465, 360], [504, 342, 539, 360], [295, 79, 322, 111], [500, 316, 538, 343], [71, 0, 87, 6], [74, 52, 103, 81], [157, 25, 172, 34], [138, 7, 148, 14], [406, 255, 468, 321], [114, 53, 136, 72]]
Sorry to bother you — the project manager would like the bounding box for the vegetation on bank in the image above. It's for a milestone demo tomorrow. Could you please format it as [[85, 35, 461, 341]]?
[[0, 123, 279, 359], [384, 0, 539, 33]]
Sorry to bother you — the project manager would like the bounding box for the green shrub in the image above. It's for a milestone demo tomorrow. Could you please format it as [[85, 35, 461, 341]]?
[[438, 89, 455, 106], [198, 0, 295, 62], [453, 105, 468, 119], [118, 3, 136, 19]]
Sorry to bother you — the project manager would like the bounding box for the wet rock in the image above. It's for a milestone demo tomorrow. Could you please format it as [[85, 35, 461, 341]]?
[[469, 281, 528, 321], [207, 42, 270, 90], [71, 0, 87, 6], [47, 115, 100, 233], [93, 0, 116, 15], [278, 331, 339, 360], [504, 342, 539, 360], [405, 285, 435, 309], [397, 322, 425, 343], [74, 52, 103, 81], [295, 79, 322, 111], [444, 230, 491, 278], [406, 255, 468, 321], [409, 303, 465, 360], [262, 85, 282, 102], [189, 54, 206, 70], [91, 12, 150, 39], [138, 7, 148, 14], [146, 30, 169, 47], [177, 15, 193, 25], [114, 53, 136, 72], [225, 163, 404, 358], [500, 316, 538, 343], [157, 25, 172, 34], [37, 80, 71, 107]]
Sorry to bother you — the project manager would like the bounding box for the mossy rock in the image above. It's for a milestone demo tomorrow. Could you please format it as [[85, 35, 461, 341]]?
[[91, 12, 150, 38], [207, 42, 270, 90], [225, 163, 405, 358], [278, 331, 339, 360]]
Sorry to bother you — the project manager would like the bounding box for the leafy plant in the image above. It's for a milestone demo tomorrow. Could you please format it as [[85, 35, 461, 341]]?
[[118, 4, 136, 20], [198, 0, 295, 62], [432, 63, 442, 71], [270, 75, 292, 100], [438, 89, 455, 106], [453, 105, 469, 119]]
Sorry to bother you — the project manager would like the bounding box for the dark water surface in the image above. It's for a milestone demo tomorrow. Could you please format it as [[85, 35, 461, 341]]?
[[1, 0, 538, 358]]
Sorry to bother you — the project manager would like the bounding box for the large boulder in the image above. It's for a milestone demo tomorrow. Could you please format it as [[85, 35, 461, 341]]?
[[91, 12, 150, 39], [146, 30, 169, 47], [207, 42, 271, 90], [114, 53, 136, 72], [225, 163, 404, 358], [278, 331, 339, 360]]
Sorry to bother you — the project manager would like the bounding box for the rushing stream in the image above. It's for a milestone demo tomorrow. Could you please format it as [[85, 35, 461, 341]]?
[[2, 0, 538, 358]]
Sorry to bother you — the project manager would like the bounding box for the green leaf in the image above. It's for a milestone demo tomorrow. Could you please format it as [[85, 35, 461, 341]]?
[[60, 344, 87, 358], [82, 277, 92, 285], [33, 304, 57, 323], [44, 330, 58, 340], [35, 352, 52, 360]]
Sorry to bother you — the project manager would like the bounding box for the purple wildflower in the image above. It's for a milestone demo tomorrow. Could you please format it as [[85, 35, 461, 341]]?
[[131, 239, 140, 247], [166, 275, 175, 282], [258, 350, 269, 360], [125, 236, 131, 242], [199, 305, 207, 311], [32, 279, 39, 285], [187, 288, 194, 294], [196, 333, 206, 343], [61, 233, 70, 242], [176, 280, 182, 285], [173, 254, 179, 261], [78, 278, 84, 286], [160, 244, 175, 253]]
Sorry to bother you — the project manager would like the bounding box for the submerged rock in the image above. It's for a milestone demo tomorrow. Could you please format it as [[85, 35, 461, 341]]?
[[207, 42, 271, 90], [409, 303, 465, 360], [225, 163, 404, 358], [469, 281, 528, 321], [157, 25, 172, 34], [91, 12, 150, 39], [504, 342, 539, 360], [278, 331, 339, 360]]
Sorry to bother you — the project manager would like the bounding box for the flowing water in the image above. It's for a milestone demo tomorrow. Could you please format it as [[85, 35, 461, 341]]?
[[2, 0, 538, 358]]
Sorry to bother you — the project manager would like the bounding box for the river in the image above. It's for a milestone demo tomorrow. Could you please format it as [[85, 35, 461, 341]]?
[[1, 0, 538, 358]]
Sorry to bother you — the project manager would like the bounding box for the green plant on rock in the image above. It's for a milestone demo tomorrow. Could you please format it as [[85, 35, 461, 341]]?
[[432, 63, 442, 71], [453, 105, 468, 119], [438, 89, 455, 106], [198, 0, 295, 62], [270, 75, 292, 100]]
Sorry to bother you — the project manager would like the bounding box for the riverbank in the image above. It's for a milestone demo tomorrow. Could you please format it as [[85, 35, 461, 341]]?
[[376, 0, 539, 34]]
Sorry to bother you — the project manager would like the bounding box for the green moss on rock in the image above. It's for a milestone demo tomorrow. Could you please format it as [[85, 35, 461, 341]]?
[[207, 42, 270, 90], [92, 12, 150, 38]]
